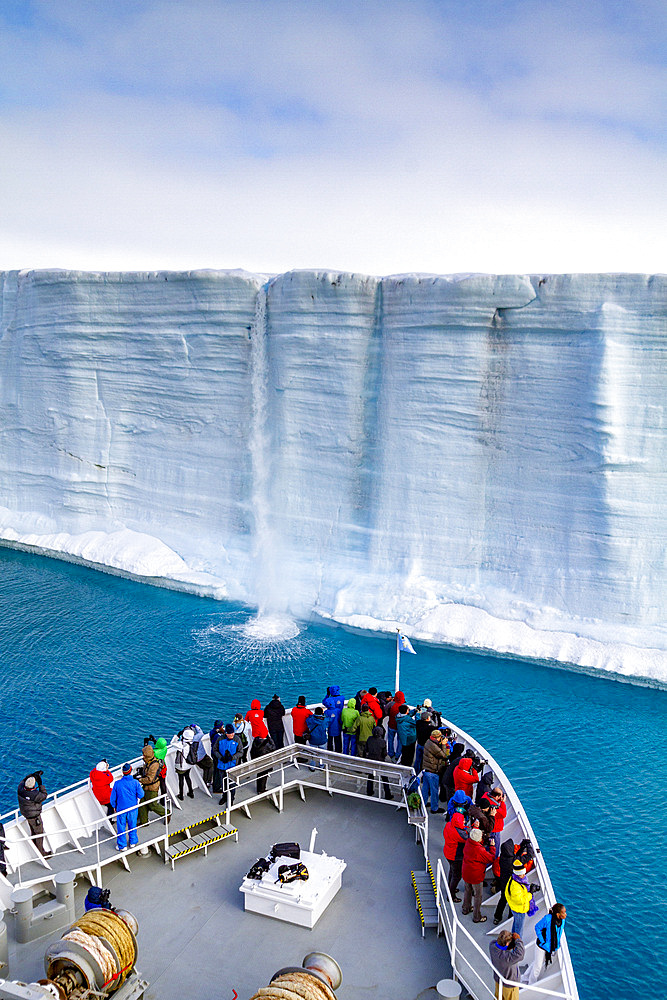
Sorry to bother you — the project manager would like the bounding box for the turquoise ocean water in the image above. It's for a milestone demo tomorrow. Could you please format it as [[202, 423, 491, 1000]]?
[[0, 547, 665, 998]]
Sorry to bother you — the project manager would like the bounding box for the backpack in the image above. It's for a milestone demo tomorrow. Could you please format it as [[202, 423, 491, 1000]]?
[[186, 741, 199, 766], [403, 773, 421, 796]]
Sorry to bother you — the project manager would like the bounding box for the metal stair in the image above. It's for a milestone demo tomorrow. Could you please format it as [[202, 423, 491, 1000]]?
[[411, 860, 439, 937], [164, 814, 238, 870]]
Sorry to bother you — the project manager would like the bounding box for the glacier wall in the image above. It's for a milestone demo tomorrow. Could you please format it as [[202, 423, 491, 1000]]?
[[0, 268, 665, 683]]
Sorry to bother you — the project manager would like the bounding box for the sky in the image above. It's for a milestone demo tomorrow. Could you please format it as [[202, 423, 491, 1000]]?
[[0, 0, 665, 276]]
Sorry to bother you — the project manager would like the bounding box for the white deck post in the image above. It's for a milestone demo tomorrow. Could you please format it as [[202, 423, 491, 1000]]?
[[95, 822, 101, 886], [395, 630, 401, 692]]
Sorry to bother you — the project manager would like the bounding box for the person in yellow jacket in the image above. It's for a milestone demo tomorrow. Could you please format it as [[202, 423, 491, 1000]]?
[[505, 859, 539, 936]]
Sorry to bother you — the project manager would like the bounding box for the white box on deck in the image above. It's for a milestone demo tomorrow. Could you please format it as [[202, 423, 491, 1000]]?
[[239, 850, 346, 928]]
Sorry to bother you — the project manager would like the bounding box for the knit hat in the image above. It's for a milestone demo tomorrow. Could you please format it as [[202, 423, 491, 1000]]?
[[225, 724, 235, 734], [214, 719, 223, 729], [96, 760, 108, 771], [469, 828, 483, 842], [24, 776, 36, 789], [512, 860, 526, 875], [122, 763, 132, 774], [423, 698, 432, 707]]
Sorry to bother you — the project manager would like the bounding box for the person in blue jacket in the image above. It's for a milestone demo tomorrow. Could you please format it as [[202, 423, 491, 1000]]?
[[447, 788, 472, 821], [306, 706, 330, 769], [322, 685, 345, 753], [395, 704, 418, 766], [523, 903, 567, 984], [109, 763, 144, 851], [214, 724, 242, 806], [84, 886, 113, 911]]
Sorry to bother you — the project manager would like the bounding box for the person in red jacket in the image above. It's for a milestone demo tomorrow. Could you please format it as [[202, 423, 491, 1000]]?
[[386, 690, 405, 759], [454, 756, 480, 796], [443, 808, 468, 901], [361, 688, 383, 722], [245, 699, 269, 738], [461, 827, 495, 922], [290, 696, 312, 745], [89, 760, 114, 816]]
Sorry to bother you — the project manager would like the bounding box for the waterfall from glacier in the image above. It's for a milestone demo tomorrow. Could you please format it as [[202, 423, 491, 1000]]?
[[245, 283, 299, 640]]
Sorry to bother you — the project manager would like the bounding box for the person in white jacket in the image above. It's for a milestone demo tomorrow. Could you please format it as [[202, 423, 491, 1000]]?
[[172, 726, 196, 800]]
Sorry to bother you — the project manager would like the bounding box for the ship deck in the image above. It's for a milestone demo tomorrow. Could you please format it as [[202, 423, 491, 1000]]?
[[2, 737, 577, 1000], [7, 785, 452, 1000]]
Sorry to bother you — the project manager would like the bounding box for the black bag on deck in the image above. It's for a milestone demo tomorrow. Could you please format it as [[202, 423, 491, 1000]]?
[[269, 841, 300, 862]]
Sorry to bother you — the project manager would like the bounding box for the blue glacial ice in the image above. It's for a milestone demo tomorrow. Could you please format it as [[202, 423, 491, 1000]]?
[[0, 268, 665, 683]]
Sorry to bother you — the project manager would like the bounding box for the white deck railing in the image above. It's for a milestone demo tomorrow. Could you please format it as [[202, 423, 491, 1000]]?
[[0, 743, 423, 908], [0, 703, 578, 1000], [436, 716, 579, 1000]]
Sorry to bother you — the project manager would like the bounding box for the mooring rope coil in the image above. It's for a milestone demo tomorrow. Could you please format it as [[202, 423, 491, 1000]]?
[[249, 970, 336, 1000], [70, 910, 136, 990], [61, 928, 115, 987]]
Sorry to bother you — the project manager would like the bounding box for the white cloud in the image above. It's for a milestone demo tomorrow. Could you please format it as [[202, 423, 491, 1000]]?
[[0, 0, 664, 274]]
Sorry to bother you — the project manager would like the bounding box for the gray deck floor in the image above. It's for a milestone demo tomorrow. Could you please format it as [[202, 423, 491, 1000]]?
[[7, 786, 453, 1000]]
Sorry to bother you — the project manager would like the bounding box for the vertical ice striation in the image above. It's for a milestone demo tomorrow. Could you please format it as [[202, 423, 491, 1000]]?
[[247, 281, 287, 617], [0, 268, 665, 681]]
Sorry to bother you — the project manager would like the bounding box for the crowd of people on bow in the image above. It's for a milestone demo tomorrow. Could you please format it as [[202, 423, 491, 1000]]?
[[4, 686, 566, 994]]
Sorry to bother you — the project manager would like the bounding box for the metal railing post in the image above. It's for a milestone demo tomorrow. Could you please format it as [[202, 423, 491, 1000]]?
[[164, 793, 169, 850]]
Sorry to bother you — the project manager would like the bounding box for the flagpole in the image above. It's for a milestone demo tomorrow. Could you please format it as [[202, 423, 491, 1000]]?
[[395, 629, 401, 693]]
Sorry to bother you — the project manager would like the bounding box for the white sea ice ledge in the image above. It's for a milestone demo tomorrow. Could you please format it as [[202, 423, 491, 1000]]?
[[0, 268, 665, 685]]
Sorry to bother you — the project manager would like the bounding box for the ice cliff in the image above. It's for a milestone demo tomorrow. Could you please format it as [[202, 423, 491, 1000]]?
[[0, 268, 665, 683]]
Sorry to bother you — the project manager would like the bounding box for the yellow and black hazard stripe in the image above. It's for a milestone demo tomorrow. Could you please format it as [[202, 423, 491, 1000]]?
[[169, 827, 237, 860], [411, 870, 425, 930], [169, 810, 226, 840], [427, 858, 437, 899]]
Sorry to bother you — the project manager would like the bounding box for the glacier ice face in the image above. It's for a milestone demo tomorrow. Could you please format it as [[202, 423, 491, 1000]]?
[[0, 267, 665, 683]]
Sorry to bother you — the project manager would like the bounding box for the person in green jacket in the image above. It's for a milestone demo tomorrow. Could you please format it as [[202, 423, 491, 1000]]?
[[153, 737, 168, 796], [356, 705, 376, 757], [341, 699, 360, 756]]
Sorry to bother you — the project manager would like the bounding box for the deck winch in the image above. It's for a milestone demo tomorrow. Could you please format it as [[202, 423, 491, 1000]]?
[[44, 908, 140, 999], [0, 908, 146, 1000], [249, 952, 342, 1000]]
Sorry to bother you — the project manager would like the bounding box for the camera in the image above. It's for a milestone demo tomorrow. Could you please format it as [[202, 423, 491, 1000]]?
[[246, 858, 271, 880]]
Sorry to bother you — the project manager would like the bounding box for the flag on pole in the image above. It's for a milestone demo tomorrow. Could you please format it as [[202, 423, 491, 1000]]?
[[397, 633, 416, 655]]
